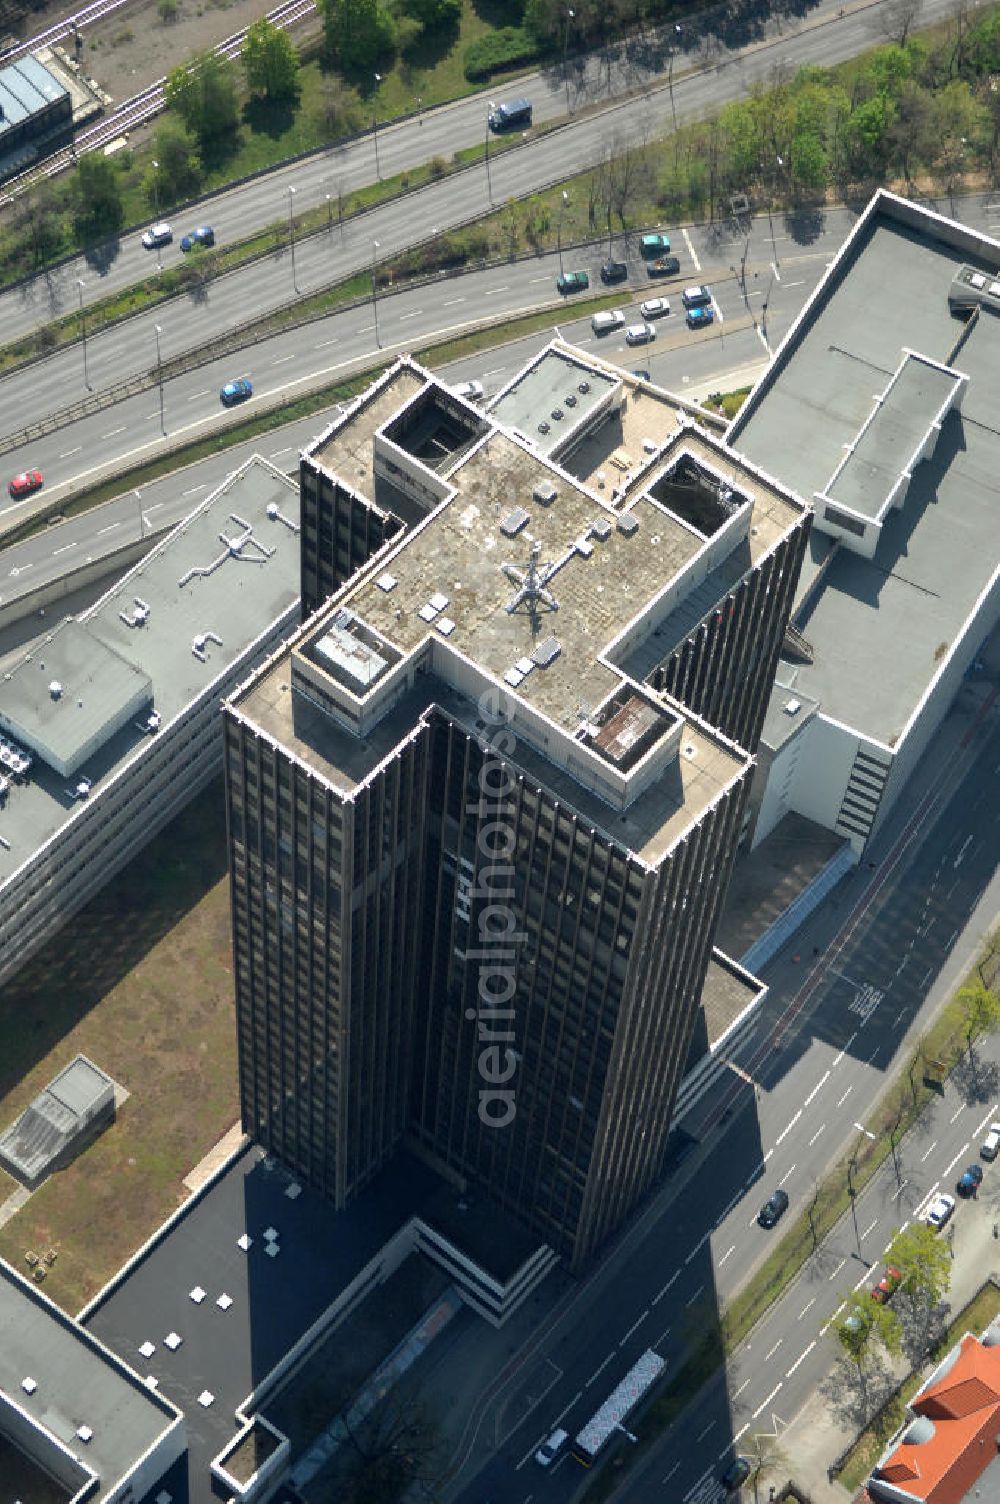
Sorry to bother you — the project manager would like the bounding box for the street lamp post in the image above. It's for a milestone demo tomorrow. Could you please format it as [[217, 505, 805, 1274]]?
[[563, 8, 575, 115], [373, 73, 382, 180], [371, 239, 380, 347], [416, 94, 423, 126], [557, 190, 569, 276], [485, 113, 493, 204], [325, 193, 332, 233], [77, 278, 90, 390], [287, 184, 298, 294], [151, 158, 162, 270], [769, 154, 783, 269], [668, 23, 682, 135], [153, 323, 165, 435]]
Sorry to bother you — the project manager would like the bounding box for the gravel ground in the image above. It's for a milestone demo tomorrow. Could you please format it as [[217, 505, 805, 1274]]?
[[24, 0, 312, 104]]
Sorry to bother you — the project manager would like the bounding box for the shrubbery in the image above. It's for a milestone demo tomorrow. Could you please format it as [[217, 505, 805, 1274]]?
[[463, 26, 538, 82]]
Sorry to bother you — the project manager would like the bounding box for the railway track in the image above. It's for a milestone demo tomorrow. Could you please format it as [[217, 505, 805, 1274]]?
[[0, 0, 135, 65], [0, 0, 317, 206]]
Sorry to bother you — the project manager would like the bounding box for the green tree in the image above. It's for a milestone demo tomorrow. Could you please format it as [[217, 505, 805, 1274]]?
[[147, 119, 202, 206], [837, 1293, 901, 1373], [319, 0, 395, 72], [72, 153, 124, 243], [165, 50, 239, 145], [886, 1223, 951, 1305], [243, 17, 299, 101], [400, 0, 460, 25], [12, 183, 64, 267], [841, 93, 895, 178], [953, 975, 1000, 1061]]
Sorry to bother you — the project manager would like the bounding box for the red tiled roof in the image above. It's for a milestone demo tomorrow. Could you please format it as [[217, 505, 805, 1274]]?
[[873, 1334, 1000, 1504]]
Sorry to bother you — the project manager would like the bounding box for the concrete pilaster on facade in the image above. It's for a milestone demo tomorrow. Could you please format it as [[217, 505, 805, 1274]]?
[[225, 342, 808, 1271]]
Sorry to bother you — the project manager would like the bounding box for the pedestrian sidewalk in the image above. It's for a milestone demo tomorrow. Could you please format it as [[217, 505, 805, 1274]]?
[[780, 1190, 1000, 1502]]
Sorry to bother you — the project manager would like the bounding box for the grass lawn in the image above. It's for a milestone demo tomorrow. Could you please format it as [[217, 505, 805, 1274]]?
[[0, 778, 237, 1314], [838, 1280, 1000, 1492]]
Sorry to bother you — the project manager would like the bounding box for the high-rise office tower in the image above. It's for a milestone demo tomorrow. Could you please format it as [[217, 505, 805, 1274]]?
[[225, 346, 808, 1268]]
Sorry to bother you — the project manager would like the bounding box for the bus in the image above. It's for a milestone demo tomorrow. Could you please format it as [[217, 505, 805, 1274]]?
[[571, 1349, 666, 1466]]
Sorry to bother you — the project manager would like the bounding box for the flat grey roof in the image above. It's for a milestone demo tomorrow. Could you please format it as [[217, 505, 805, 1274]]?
[[730, 195, 1000, 744], [83, 1145, 445, 1504], [0, 619, 152, 776], [489, 344, 618, 453], [0, 457, 300, 886], [0, 1259, 179, 1504], [823, 354, 961, 522]]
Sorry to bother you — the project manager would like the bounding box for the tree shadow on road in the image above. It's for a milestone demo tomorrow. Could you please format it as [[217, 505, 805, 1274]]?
[[951, 1052, 1000, 1107]]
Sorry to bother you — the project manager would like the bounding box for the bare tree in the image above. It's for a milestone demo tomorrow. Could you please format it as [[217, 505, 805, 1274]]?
[[877, 0, 923, 46]]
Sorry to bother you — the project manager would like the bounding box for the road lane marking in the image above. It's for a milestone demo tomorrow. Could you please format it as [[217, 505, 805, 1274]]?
[[53, 542, 78, 554], [269, 448, 292, 459], [833, 1031, 858, 1066], [734, 1378, 751, 1398], [98, 522, 120, 534], [798, 1298, 815, 1320], [183, 483, 208, 496], [696, 1419, 716, 1442], [837, 1086, 853, 1106], [585, 1354, 614, 1388], [654, 1322, 672, 1347], [951, 1105, 965, 1123], [683, 1465, 715, 1502], [685, 1232, 710, 1264], [786, 1341, 816, 1377], [272, 353, 296, 364], [685, 1283, 705, 1306], [764, 1339, 782, 1361], [59, 446, 82, 457], [717, 1191, 742, 1224], [734, 1422, 750, 1442], [829, 1258, 846, 1280], [718, 1244, 736, 1267], [753, 1382, 782, 1418], [804, 1071, 830, 1107], [954, 834, 973, 868], [103, 426, 126, 438], [943, 1143, 970, 1177], [483, 285, 510, 295], [775, 1110, 802, 1147], [974, 1107, 998, 1137], [443, 297, 466, 305], [619, 1311, 648, 1346], [314, 337, 338, 348], [862, 1217, 877, 1238], [921, 1140, 938, 1162], [781, 1163, 796, 1183], [144, 502, 163, 512], [398, 311, 421, 321], [682, 227, 701, 272], [652, 1271, 679, 1304], [854, 1270, 870, 1291], [185, 390, 209, 401], [809, 1123, 826, 1146], [662, 1461, 681, 1483]]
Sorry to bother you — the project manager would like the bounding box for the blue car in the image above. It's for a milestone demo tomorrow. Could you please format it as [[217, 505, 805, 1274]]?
[[220, 377, 253, 407], [686, 304, 715, 329], [180, 225, 215, 252], [957, 1164, 983, 1197]]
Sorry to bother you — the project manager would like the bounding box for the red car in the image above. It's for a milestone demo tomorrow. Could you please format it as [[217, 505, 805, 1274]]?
[[8, 469, 43, 500], [872, 1265, 902, 1303]]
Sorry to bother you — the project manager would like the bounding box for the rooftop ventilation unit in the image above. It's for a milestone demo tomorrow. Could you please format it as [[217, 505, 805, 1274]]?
[[565, 393, 577, 407], [617, 513, 640, 537], [418, 602, 439, 623], [500, 506, 530, 537], [532, 635, 561, 668], [376, 572, 397, 592], [538, 422, 550, 435], [49, 681, 62, 700], [503, 667, 524, 687], [590, 516, 612, 540], [429, 591, 449, 612], [550, 408, 564, 421], [533, 480, 557, 506], [783, 698, 802, 716], [435, 616, 456, 636], [575, 537, 594, 558], [578, 381, 591, 394]]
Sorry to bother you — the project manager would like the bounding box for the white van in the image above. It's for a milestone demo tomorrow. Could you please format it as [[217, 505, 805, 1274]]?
[[592, 309, 625, 335], [535, 1427, 569, 1466]]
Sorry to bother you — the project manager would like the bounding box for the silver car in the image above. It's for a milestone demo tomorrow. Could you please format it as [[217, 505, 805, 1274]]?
[[925, 1192, 956, 1228], [625, 321, 656, 345]]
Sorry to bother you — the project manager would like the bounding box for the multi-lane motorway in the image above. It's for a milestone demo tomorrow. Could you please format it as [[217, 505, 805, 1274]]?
[[443, 693, 1000, 1502]]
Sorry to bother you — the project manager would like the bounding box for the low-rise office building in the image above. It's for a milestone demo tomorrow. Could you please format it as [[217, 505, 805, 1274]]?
[[731, 190, 1000, 855], [0, 1256, 184, 1504], [0, 456, 302, 989], [0, 53, 72, 182]]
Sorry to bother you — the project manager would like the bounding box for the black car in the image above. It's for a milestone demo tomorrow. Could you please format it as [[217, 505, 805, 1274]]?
[[647, 254, 681, 278], [957, 1163, 983, 1197], [600, 259, 628, 284], [721, 1456, 752, 1492], [758, 1188, 789, 1228]]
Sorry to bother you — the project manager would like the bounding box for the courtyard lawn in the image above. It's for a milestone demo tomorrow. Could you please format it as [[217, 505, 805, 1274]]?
[[0, 779, 238, 1312]]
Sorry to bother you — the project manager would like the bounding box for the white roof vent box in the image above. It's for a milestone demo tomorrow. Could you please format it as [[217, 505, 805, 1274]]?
[[49, 680, 62, 700], [532, 480, 557, 507], [783, 697, 802, 716]]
